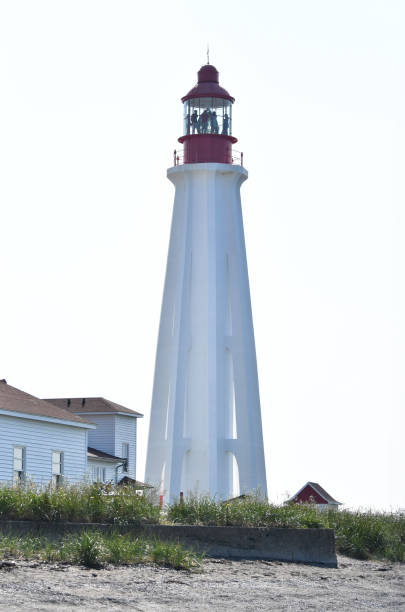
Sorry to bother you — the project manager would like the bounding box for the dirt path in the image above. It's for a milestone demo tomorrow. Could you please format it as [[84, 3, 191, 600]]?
[[0, 556, 404, 611]]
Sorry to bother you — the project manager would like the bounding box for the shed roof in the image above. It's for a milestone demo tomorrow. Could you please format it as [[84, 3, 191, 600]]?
[[44, 397, 143, 418], [87, 447, 123, 462], [0, 380, 91, 426], [117, 475, 152, 489]]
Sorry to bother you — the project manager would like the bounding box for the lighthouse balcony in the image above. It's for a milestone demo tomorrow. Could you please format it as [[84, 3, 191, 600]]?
[[173, 143, 243, 167]]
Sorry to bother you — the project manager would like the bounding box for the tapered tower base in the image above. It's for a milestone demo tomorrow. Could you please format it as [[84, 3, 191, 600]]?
[[145, 163, 267, 502]]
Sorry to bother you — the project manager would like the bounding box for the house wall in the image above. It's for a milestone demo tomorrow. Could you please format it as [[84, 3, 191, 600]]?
[[86, 415, 115, 455], [114, 415, 137, 479], [0, 415, 88, 485], [293, 485, 326, 505], [87, 458, 117, 483], [85, 413, 138, 480]]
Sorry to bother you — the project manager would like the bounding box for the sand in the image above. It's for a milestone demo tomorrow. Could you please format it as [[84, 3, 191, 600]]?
[[0, 556, 404, 610]]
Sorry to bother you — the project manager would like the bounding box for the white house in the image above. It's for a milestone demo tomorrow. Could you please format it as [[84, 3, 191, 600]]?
[[0, 379, 143, 486], [45, 397, 143, 483], [0, 379, 93, 486]]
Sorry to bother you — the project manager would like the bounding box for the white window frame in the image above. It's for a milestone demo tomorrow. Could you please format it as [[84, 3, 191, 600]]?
[[51, 451, 64, 487], [13, 446, 26, 485]]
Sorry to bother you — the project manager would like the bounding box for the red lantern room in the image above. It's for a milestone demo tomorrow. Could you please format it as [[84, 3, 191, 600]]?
[[178, 64, 238, 164]]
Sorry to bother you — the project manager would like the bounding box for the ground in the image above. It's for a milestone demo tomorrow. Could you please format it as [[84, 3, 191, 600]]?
[[0, 556, 404, 611]]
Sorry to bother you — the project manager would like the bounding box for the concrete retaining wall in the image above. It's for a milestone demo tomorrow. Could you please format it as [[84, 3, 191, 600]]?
[[0, 521, 337, 567]]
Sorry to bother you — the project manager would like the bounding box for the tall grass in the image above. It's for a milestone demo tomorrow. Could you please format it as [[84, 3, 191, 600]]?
[[1, 485, 403, 562], [0, 482, 160, 524], [167, 495, 329, 528], [0, 531, 203, 570], [167, 495, 405, 562], [328, 508, 405, 562]]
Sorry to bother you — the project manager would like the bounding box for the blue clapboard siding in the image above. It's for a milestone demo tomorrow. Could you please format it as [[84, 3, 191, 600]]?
[[0, 415, 88, 485], [85, 414, 138, 480], [86, 415, 115, 456], [115, 415, 137, 479]]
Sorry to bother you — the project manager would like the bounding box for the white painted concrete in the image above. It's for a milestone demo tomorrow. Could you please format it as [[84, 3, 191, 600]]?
[[145, 163, 267, 502]]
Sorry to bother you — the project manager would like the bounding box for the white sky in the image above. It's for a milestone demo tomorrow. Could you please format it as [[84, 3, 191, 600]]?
[[0, 0, 404, 510]]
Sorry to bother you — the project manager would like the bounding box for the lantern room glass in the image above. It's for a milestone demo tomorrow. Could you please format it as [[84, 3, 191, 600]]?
[[184, 98, 232, 136]]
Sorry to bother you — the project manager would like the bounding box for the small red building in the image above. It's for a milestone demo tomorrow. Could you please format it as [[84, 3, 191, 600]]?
[[286, 482, 341, 510]]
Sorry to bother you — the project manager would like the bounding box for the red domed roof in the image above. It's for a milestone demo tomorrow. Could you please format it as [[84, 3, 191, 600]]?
[[181, 65, 235, 103]]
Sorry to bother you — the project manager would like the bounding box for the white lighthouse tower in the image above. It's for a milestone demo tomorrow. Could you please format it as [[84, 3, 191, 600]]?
[[145, 64, 267, 502]]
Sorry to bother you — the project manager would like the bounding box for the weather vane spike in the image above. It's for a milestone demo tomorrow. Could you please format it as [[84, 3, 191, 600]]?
[[207, 44, 210, 64]]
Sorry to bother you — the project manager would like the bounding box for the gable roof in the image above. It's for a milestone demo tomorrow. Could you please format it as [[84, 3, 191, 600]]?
[[307, 482, 340, 504], [0, 380, 92, 427], [44, 397, 143, 418], [287, 481, 341, 505]]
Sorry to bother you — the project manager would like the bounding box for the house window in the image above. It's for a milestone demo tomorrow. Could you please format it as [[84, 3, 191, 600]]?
[[92, 467, 106, 482], [13, 446, 26, 484], [52, 451, 63, 486], [122, 443, 129, 472]]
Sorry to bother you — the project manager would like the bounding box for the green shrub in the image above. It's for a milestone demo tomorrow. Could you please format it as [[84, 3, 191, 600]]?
[[68, 531, 107, 568]]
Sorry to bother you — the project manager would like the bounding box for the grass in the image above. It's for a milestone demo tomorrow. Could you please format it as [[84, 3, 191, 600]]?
[[0, 485, 403, 562], [0, 482, 160, 525], [329, 508, 405, 562], [0, 531, 203, 570], [167, 494, 330, 528], [168, 495, 405, 562]]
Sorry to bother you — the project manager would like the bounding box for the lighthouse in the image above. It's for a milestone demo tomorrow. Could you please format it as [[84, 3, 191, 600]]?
[[145, 64, 267, 501]]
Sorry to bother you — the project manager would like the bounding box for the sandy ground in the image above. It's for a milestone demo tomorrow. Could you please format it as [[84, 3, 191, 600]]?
[[0, 556, 404, 611]]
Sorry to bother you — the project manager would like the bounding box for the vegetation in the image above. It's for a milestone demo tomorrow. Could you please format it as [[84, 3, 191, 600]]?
[[0, 482, 160, 525], [167, 494, 329, 528], [0, 485, 403, 563], [168, 495, 405, 562], [329, 508, 405, 562], [0, 530, 203, 570]]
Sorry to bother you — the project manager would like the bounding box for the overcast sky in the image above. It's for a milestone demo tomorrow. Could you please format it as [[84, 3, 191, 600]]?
[[0, 0, 404, 510]]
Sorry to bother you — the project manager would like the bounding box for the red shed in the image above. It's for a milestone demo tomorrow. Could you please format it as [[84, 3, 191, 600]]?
[[286, 482, 341, 510]]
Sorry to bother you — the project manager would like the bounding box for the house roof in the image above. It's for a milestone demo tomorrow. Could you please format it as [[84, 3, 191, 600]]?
[[287, 481, 341, 505], [307, 482, 341, 504], [87, 447, 123, 462], [0, 380, 92, 426], [43, 397, 143, 418]]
